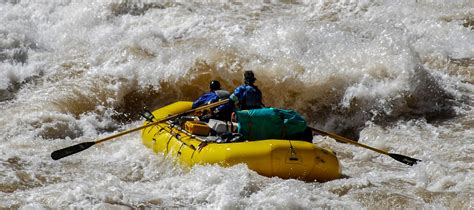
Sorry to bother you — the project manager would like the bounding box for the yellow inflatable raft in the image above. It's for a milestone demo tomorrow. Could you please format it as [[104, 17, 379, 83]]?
[[141, 101, 342, 182]]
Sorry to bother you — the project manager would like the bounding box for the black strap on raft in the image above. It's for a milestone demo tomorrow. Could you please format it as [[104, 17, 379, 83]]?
[[288, 140, 298, 161]]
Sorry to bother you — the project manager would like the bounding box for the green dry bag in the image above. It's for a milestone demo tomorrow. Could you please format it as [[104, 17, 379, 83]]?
[[236, 108, 307, 140]]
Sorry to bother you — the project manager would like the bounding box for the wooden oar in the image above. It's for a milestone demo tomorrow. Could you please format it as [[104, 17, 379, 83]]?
[[51, 99, 229, 160], [309, 126, 421, 166]]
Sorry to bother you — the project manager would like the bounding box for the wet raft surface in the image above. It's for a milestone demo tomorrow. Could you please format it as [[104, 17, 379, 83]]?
[[142, 101, 342, 182]]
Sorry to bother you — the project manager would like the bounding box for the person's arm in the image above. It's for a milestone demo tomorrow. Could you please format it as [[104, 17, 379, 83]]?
[[229, 85, 245, 105], [192, 92, 218, 109], [192, 95, 205, 109]]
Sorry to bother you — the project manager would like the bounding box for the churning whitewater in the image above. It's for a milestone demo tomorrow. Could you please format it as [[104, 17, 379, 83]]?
[[1, 0, 473, 209]]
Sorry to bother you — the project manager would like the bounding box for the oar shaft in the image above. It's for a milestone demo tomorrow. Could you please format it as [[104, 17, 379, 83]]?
[[310, 126, 421, 166], [311, 128, 389, 155], [95, 99, 229, 145], [51, 99, 230, 160], [94, 124, 152, 144]]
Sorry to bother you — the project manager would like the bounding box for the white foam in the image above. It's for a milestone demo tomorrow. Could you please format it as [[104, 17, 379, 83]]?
[[0, 1, 473, 209]]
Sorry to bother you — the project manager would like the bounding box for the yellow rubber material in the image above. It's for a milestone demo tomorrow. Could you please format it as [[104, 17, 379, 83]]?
[[141, 101, 342, 182]]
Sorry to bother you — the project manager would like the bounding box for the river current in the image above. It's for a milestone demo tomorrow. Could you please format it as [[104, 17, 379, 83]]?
[[0, 0, 473, 209]]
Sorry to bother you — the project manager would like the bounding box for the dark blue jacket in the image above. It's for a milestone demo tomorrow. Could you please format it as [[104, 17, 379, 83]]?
[[192, 92, 219, 109], [229, 84, 263, 110], [192, 90, 233, 121]]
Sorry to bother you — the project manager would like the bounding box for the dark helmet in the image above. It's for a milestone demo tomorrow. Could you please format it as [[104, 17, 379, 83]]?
[[244, 70, 256, 84], [209, 80, 221, 91]]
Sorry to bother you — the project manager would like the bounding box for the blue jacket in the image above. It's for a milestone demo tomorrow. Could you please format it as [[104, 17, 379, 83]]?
[[192, 90, 233, 121], [229, 84, 263, 110], [192, 92, 219, 109]]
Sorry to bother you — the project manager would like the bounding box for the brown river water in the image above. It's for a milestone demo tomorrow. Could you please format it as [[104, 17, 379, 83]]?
[[0, 1, 473, 209]]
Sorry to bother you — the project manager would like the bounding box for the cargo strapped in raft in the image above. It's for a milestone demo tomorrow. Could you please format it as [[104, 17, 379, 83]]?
[[236, 107, 308, 141]]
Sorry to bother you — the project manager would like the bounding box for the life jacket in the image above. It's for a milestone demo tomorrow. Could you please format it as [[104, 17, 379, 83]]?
[[213, 90, 232, 121], [241, 85, 263, 110], [214, 90, 230, 99]]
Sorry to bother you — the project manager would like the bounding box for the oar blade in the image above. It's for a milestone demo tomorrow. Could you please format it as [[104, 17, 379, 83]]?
[[388, 153, 421, 166], [51, 142, 96, 160]]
